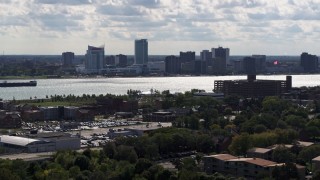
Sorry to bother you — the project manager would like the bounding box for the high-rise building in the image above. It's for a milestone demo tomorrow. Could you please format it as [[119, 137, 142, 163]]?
[[165, 55, 181, 74], [252, 55, 266, 73], [62, 52, 74, 67], [115, 54, 128, 67], [194, 60, 207, 74], [301, 52, 318, 73], [243, 57, 256, 75], [200, 50, 213, 66], [105, 55, 115, 66], [85, 45, 105, 74], [212, 47, 229, 74], [233, 60, 243, 74], [135, 39, 148, 65], [180, 51, 195, 63]]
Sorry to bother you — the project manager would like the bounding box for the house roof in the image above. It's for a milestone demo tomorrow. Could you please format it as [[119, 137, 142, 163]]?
[[312, 156, 320, 162], [296, 141, 314, 147], [209, 154, 237, 161], [0, 135, 42, 147], [247, 147, 272, 154], [245, 158, 278, 167], [268, 144, 293, 150]]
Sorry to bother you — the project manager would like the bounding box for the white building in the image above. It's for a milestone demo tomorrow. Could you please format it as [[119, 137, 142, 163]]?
[[0, 132, 81, 153]]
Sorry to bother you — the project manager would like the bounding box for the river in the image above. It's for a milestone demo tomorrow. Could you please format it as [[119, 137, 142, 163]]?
[[0, 75, 319, 100]]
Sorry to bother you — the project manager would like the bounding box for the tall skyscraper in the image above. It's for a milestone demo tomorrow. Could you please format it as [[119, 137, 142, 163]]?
[[134, 39, 148, 65], [212, 47, 229, 74], [301, 52, 318, 73], [85, 45, 105, 74], [243, 57, 256, 75], [252, 55, 266, 73], [62, 52, 74, 67], [200, 50, 212, 66], [115, 54, 128, 67], [180, 51, 195, 63], [165, 55, 181, 74]]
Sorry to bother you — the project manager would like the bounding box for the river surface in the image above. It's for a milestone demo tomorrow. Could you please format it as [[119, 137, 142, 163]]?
[[0, 75, 319, 100]]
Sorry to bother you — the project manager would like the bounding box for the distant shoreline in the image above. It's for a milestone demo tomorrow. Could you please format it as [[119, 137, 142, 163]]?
[[0, 73, 319, 80]]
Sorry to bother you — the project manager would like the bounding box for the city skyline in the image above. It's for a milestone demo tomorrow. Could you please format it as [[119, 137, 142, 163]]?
[[1, 0, 320, 55]]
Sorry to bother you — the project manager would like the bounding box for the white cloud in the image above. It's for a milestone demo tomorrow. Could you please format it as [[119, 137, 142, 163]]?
[[0, 0, 320, 55]]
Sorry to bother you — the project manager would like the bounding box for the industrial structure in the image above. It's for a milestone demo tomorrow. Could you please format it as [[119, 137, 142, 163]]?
[[0, 132, 80, 153]]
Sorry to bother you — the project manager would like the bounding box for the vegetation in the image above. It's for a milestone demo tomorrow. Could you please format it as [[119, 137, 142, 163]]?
[[3, 87, 320, 179]]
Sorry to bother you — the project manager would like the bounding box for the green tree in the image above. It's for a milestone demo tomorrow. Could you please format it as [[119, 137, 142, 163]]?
[[46, 168, 69, 180], [298, 145, 320, 163], [285, 115, 306, 130], [115, 145, 138, 163], [0, 168, 20, 180], [305, 126, 320, 140], [272, 163, 298, 180], [272, 145, 296, 163], [135, 159, 153, 174], [228, 133, 253, 155], [74, 155, 90, 171]]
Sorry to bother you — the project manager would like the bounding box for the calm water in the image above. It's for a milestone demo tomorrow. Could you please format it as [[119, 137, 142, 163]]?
[[0, 75, 319, 100]]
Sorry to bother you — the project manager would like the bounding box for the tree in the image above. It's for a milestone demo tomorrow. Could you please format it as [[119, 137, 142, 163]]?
[[272, 145, 295, 163], [74, 155, 90, 171], [228, 133, 253, 155], [272, 163, 298, 180], [0, 168, 20, 180], [115, 145, 138, 163], [251, 132, 278, 148], [262, 96, 289, 115], [285, 115, 306, 130], [135, 159, 153, 174], [254, 124, 267, 133], [103, 142, 116, 159], [69, 166, 81, 179], [305, 126, 320, 140], [298, 145, 320, 163], [46, 168, 69, 180]]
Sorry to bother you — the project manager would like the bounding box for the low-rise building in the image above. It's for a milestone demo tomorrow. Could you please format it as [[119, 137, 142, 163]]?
[[27, 132, 80, 151], [0, 111, 22, 128], [204, 154, 282, 179], [203, 154, 305, 179], [22, 110, 43, 122], [39, 107, 59, 120], [143, 111, 176, 122], [247, 147, 273, 160], [76, 109, 94, 121], [64, 106, 79, 120], [0, 135, 55, 153]]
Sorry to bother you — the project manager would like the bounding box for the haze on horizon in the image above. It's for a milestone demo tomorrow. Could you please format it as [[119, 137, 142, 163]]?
[[1, 0, 320, 56]]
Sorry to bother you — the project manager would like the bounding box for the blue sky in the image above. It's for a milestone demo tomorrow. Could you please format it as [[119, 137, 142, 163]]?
[[1, 0, 320, 55]]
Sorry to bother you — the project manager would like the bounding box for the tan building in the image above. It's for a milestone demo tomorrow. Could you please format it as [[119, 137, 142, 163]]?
[[247, 147, 273, 160], [203, 154, 305, 179]]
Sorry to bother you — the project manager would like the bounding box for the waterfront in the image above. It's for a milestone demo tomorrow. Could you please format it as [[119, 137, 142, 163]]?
[[1, 74, 320, 100]]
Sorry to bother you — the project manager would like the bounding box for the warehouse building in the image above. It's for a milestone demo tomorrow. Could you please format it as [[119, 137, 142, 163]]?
[[0, 135, 55, 153], [0, 132, 80, 153]]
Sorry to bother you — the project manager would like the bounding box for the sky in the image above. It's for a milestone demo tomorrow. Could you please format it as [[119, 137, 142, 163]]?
[[1, 0, 320, 55]]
